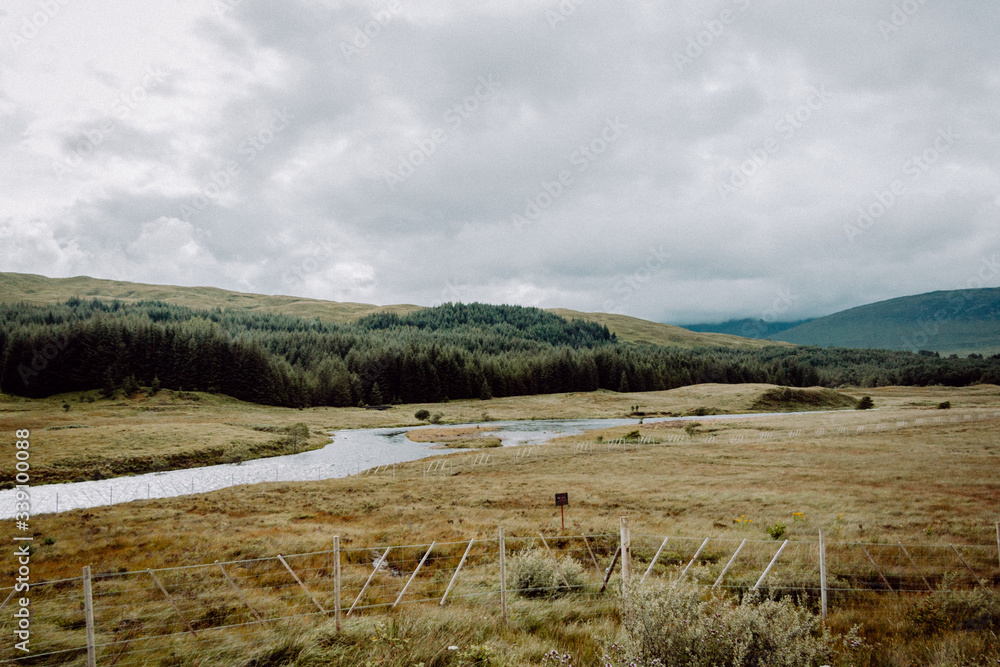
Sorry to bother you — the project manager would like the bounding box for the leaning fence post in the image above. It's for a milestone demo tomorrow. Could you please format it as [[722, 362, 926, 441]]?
[[995, 521, 999, 571], [148, 568, 197, 637], [333, 536, 342, 632], [858, 543, 894, 593], [216, 561, 264, 624], [620, 517, 632, 598], [674, 537, 709, 588], [641, 537, 669, 585], [499, 527, 507, 625], [950, 544, 986, 589], [349, 547, 391, 616], [582, 535, 602, 577], [898, 542, 932, 592], [441, 540, 474, 606], [713, 538, 747, 590], [83, 566, 97, 667], [394, 542, 436, 608], [277, 555, 326, 613], [753, 540, 788, 590], [819, 531, 828, 620]]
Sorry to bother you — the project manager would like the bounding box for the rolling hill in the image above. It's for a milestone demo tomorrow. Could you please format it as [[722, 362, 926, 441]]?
[[0, 272, 783, 350], [766, 288, 1000, 356]]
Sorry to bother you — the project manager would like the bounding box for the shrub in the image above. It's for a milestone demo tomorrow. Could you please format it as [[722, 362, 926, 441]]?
[[509, 548, 584, 598], [414, 409, 430, 421], [856, 396, 874, 410], [767, 522, 787, 540], [907, 587, 1000, 634], [618, 585, 839, 667], [429, 412, 443, 424], [937, 401, 951, 409]]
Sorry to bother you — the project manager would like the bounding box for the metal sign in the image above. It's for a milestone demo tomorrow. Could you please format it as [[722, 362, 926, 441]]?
[[555, 493, 568, 506]]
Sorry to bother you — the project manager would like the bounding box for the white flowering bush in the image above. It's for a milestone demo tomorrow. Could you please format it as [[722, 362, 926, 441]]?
[[508, 548, 584, 598], [614, 585, 840, 667]]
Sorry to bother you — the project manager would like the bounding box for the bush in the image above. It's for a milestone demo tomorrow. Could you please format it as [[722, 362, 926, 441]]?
[[937, 401, 951, 409], [618, 585, 839, 667], [414, 409, 430, 421], [907, 587, 1000, 634], [767, 522, 787, 540], [429, 412, 443, 424], [856, 396, 874, 410], [509, 548, 584, 598]]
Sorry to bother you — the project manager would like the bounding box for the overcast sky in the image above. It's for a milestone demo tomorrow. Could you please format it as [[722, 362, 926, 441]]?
[[1, 1, 998, 324]]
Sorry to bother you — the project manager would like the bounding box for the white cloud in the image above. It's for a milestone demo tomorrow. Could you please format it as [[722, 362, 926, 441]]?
[[1, 0, 999, 324]]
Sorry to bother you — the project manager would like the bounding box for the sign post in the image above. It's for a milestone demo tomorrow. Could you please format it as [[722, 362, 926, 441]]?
[[555, 493, 568, 531]]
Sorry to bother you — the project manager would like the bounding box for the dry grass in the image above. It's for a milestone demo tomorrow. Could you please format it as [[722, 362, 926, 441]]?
[[11, 383, 1000, 665]]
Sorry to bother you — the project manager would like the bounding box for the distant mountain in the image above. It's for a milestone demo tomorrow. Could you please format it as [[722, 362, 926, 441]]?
[[768, 288, 1000, 356], [681, 318, 814, 339]]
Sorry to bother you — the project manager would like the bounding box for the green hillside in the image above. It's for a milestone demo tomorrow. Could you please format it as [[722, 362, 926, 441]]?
[[0, 272, 781, 349], [769, 288, 1000, 356]]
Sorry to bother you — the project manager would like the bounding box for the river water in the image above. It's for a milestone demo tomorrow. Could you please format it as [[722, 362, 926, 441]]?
[[2, 412, 818, 518]]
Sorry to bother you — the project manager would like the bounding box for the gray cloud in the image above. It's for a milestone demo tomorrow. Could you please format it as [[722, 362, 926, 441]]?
[[1, 0, 998, 325]]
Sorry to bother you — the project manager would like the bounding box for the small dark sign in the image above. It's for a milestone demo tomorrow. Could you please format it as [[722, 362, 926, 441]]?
[[555, 493, 569, 506]]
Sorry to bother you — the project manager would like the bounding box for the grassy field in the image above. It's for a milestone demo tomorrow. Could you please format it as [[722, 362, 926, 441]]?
[[9, 384, 1000, 665]]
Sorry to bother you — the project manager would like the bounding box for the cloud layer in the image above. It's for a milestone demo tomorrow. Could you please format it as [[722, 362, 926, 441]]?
[[2, 0, 998, 323]]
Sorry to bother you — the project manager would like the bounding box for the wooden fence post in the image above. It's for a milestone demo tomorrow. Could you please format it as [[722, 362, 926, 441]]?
[[858, 544, 894, 593], [674, 537, 709, 588], [277, 555, 326, 613], [333, 536, 342, 632], [349, 547, 391, 616], [441, 540, 474, 606], [819, 531, 828, 621], [394, 542, 436, 607], [216, 561, 264, 624], [83, 566, 97, 667], [898, 542, 932, 592], [582, 535, 602, 577], [641, 537, 669, 585], [499, 527, 507, 625], [995, 522, 999, 571], [713, 538, 747, 590], [950, 545, 986, 589], [620, 517, 631, 598], [600, 546, 621, 593], [147, 569, 197, 637], [753, 540, 788, 590]]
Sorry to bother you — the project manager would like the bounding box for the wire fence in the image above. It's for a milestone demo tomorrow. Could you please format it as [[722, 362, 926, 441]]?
[[4, 408, 999, 517], [2, 528, 998, 665]]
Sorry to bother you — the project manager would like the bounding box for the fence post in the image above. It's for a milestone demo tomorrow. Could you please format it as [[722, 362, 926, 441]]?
[[898, 542, 932, 592], [641, 537, 669, 585], [349, 547, 391, 616], [499, 526, 507, 625], [538, 533, 572, 590], [713, 538, 747, 590], [83, 566, 97, 667], [996, 521, 999, 571], [819, 531, 828, 621], [753, 540, 788, 590], [394, 542, 436, 608], [620, 516, 632, 598], [278, 555, 326, 613], [441, 539, 474, 606], [674, 537, 709, 588], [333, 536, 342, 632], [216, 561, 264, 624], [148, 568, 197, 637]]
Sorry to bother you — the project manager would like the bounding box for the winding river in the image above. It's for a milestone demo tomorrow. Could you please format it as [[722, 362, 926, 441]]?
[[2, 412, 823, 518]]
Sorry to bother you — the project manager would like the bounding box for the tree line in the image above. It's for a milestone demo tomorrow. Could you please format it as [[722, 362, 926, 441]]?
[[1, 299, 998, 408]]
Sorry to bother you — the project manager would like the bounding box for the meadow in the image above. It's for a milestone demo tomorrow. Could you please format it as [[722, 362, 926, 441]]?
[[5, 383, 1000, 665]]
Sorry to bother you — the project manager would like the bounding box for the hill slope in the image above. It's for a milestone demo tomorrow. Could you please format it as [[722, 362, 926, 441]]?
[[680, 318, 814, 339], [769, 288, 1000, 356], [0, 272, 782, 349]]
